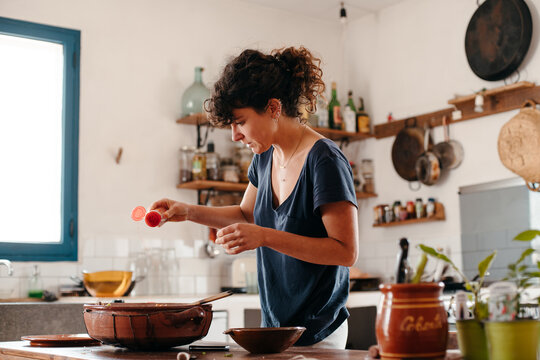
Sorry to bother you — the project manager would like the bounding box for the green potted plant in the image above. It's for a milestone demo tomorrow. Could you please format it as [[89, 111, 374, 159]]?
[[418, 244, 496, 360], [482, 230, 540, 360]]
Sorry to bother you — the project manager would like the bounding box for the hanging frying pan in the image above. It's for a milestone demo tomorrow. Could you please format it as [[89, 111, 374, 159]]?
[[465, 0, 532, 81], [391, 118, 427, 181]]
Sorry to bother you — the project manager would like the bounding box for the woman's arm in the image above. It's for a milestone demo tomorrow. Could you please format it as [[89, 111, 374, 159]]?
[[151, 183, 257, 228], [216, 200, 358, 266]]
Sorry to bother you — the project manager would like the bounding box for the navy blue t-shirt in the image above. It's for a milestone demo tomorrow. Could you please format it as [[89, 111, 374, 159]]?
[[247, 138, 357, 346]]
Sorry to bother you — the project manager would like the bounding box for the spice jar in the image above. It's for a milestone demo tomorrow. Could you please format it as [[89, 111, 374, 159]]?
[[406, 201, 415, 219], [179, 146, 195, 183], [192, 148, 207, 181], [361, 159, 375, 193], [392, 201, 402, 221], [426, 198, 436, 217], [384, 205, 394, 223], [415, 198, 424, 219]]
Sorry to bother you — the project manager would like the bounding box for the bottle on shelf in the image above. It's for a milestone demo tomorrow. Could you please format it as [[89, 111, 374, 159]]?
[[192, 148, 207, 181], [315, 96, 329, 128], [357, 97, 371, 134], [180, 66, 211, 117], [328, 82, 342, 130], [206, 141, 220, 181], [28, 265, 43, 299], [347, 91, 357, 113], [395, 238, 413, 283], [343, 105, 356, 133]]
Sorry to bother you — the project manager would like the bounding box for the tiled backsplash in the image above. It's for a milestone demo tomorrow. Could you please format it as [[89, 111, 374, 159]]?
[[0, 232, 239, 299]]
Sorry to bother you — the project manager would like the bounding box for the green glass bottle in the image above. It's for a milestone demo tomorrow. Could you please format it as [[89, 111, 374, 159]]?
[[347, 90, 356, 113], [181, 67, 211, 117], [328, 82, 341, 129]]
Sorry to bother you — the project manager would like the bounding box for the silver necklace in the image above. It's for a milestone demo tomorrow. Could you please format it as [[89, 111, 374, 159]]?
[[277, 125, 306, 181]]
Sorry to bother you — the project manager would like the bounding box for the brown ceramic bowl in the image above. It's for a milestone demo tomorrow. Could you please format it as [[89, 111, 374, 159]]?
[[82, 271, 132, 297], [84, 302, 213, 349], [224, 327, 305, 354]]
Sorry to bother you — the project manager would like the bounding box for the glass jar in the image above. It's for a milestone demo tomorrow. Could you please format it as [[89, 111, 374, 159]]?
[[238, 147, 253, 183], [222, 164, 240, 183], [180, 67, 211, 117], [206, 141, 220, 181], [192, 149, 207, 181], [179, 146, 195, 183]]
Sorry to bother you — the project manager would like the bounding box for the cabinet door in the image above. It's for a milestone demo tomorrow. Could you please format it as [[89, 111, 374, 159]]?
[[205, 310, 229, 343]]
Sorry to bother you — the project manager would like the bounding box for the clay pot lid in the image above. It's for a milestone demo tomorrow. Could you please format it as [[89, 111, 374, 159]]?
[[83, 302, 212, 311], [21, 334, 101, 347]]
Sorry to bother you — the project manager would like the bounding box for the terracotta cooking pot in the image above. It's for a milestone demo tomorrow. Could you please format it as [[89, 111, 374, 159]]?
[[376, 282, 448, 359], [83, 302, 213, 350]]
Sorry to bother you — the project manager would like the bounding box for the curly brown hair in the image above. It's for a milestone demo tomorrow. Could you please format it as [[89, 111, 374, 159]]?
[[204, 46, 325, 127]]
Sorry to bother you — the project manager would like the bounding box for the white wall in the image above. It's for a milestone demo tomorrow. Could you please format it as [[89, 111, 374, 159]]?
[[2, 0, 538, 297], [344, 0, 540, 279], [0, 0, 341, 297]]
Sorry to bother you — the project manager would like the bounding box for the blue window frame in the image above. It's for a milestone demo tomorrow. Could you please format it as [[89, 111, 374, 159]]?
[[0, 17, 79, 261]]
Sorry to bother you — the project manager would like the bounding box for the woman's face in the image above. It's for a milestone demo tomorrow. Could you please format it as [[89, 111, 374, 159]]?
[[231, 107, 275, 154]]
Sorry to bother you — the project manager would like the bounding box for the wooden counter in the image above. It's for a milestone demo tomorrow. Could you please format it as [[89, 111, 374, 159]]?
[[0, 341, 369, 360]]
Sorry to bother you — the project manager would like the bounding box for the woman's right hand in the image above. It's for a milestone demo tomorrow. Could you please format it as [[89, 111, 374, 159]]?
[[150, 198, 190, 223]]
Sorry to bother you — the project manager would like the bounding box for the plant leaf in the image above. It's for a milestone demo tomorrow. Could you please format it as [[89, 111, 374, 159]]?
[[478, 251, 497, 279], [514, 230, 540, 241], [516, 248, 535, 265], [418, 244, 453, 264], [412, 253, 428, 284]]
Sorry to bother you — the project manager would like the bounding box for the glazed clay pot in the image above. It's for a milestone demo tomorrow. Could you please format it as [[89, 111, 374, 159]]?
[[376, 282, 448, 359]]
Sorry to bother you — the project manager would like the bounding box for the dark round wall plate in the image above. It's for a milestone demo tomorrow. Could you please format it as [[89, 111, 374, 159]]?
[[465, 0, 532, 81]]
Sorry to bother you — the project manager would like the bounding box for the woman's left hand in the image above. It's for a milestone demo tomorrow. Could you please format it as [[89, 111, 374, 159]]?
[[215, 223, 264, 254]]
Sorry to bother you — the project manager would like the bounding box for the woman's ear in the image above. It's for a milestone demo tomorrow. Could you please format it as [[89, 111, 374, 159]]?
[[266, 98, 282, 120]]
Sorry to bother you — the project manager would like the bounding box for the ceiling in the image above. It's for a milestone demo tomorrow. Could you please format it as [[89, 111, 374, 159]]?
[[239, 0, 405, 23]]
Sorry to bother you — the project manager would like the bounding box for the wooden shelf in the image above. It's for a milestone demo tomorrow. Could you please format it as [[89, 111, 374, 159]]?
[[448, 81, 535, 105], [356, 191, 377, 199], [310, 127, 373, 141], [374, 82, 540, 139], [177, 180, 248, 192], [176, 114, 372, 142], [176, 113, 209, 126], [373, 202, 445, 227]]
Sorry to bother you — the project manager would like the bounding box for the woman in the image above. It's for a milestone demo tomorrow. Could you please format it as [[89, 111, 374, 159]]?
[[151, 46, 358, 348]]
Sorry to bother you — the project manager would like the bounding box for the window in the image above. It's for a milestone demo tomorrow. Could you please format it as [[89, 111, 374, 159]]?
[[0, 17, 79, 261]]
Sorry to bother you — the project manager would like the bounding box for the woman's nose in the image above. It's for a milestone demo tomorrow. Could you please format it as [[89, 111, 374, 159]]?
[[231, 124, 243, 142]]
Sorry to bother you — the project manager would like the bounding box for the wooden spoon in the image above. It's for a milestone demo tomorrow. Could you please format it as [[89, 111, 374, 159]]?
[[189, 291, 233, 306]]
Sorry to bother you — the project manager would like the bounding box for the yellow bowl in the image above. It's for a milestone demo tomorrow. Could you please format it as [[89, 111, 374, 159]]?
[[83, 271, 132, 297]]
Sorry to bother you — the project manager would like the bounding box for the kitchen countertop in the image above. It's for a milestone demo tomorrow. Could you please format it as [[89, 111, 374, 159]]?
[[50, 292, 383, 329], [0, 341, 371, 359]]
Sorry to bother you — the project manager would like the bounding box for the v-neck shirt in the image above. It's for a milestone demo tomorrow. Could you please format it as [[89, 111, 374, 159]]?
[[247, 138, 357, 346]]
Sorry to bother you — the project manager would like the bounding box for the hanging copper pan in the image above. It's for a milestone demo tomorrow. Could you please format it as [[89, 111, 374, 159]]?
[[465, 0, 532, 81], [391, 118, 431, 181]]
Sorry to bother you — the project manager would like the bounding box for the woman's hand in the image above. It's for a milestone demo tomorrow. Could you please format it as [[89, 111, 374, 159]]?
[[215, 223, 265, 254], [150, 198, 190, 223]]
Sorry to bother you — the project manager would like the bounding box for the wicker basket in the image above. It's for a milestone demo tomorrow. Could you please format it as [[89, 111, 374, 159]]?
[[498, 100, 540, 191]]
